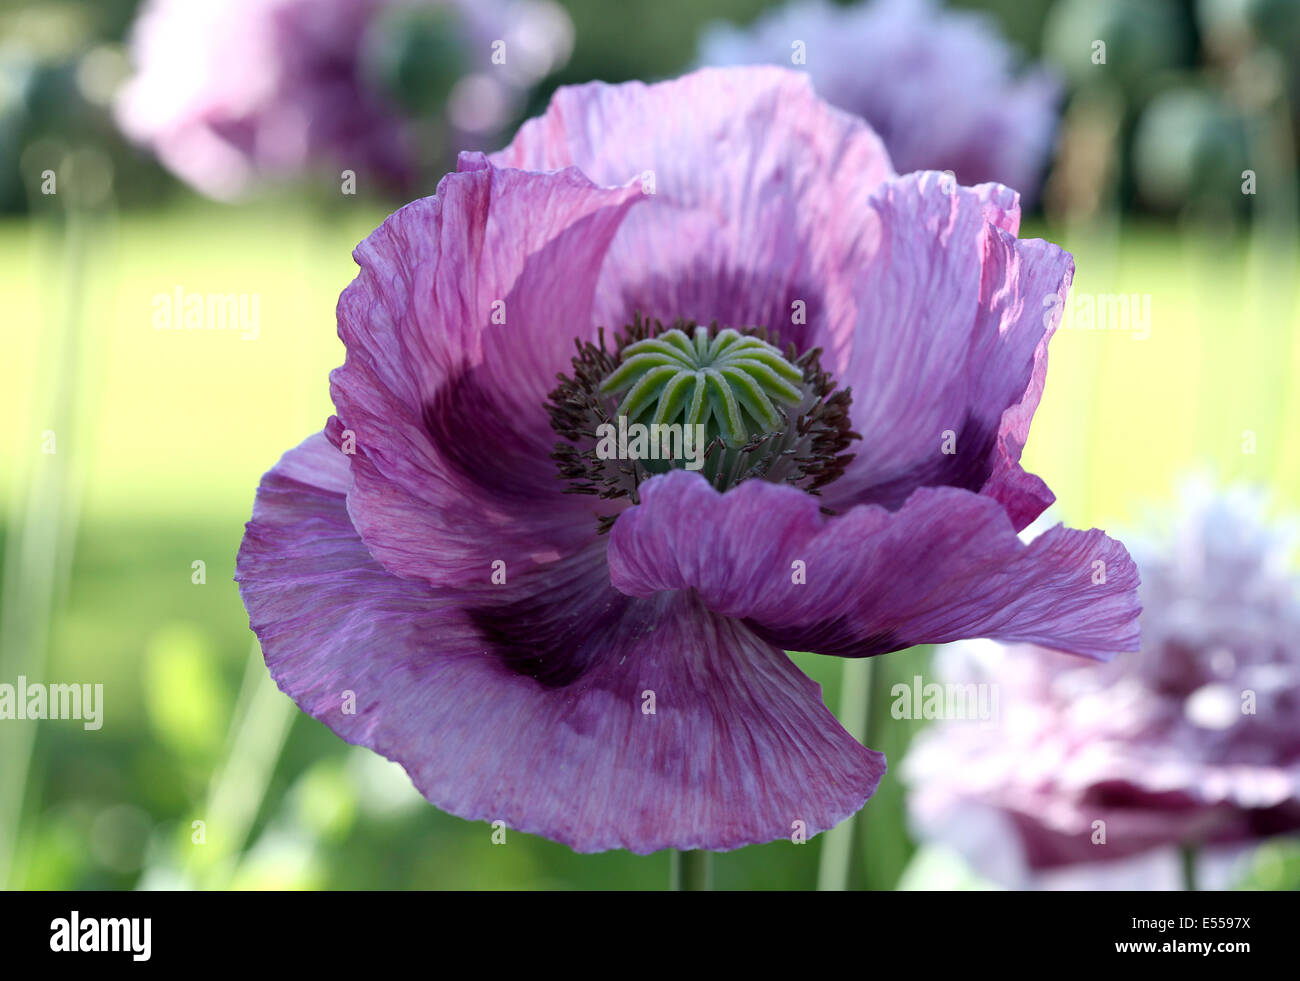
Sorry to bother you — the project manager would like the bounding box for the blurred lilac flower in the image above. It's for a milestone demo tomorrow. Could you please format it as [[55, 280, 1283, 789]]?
[[236, 67, 1139, 853], [115, 0, 572, 200], [698, 0, 1062, 205], [906, 480, 1300, 881]]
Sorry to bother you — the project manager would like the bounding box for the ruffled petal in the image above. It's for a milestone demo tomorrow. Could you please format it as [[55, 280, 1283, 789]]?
[[493, 66, 894, 362], [816, 171, 1072, 524], [607, 469, 1141, 660], [330, 155, 642, 587], [237, 433, 885, 854]]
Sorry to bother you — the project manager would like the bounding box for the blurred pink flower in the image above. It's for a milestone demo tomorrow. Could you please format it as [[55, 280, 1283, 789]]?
[[905, 481, 1300, 884], [115, 0, 571, 200], [698, 0, 1061, 205]]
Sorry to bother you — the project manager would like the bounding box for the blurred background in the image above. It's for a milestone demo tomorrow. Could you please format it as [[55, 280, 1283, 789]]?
[[1, 0, 1298, 890]]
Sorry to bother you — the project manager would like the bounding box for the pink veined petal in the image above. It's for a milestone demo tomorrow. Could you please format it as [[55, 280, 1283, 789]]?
[[607, 469, 1141, 660], [815, 171, 1072, 526], [331, 156, 644, 589], [493, 66, 894, 366], [236, 432, 886, 854]]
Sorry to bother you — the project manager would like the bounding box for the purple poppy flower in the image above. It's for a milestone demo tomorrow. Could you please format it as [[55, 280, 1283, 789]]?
[[698, 0, 1062, 206], [236, 67, 1140, 853], [115, 0, 572, 200], [906, 481, 1300, 880]]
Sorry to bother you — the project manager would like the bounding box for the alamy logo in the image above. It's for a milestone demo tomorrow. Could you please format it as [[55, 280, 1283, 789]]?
[[50, 911, 151, 961], [152, 286, 260, 340], [1043, 291, 1152, 341], [0, 676, 103, 730], [890, 674, 999, 724]]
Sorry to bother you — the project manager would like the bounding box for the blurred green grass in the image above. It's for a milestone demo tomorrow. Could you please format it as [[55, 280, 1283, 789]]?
[[1, 203, 1297, 889], [4, 208, 1295, 522]]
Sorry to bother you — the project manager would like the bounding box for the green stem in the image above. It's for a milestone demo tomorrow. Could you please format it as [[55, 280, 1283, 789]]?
[[816, 656, 876, 891], [671, 850, 712, 890], [189, 642, 295, 888], [1180, 844, 1198, 892], [0, 184, 92, 887]]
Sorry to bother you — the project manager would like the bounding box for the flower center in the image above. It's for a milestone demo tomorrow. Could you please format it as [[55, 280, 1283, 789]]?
[[600, 324, 805, 447], [548, 315, 857, 529]]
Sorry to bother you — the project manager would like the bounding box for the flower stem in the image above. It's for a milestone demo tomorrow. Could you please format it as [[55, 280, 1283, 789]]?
[[0, 186, 93, 887], [671, 850, 712, 890], [1180, 844, 1199, 892], [816, 656, 876, 891], [191, 642, 296, 888]]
